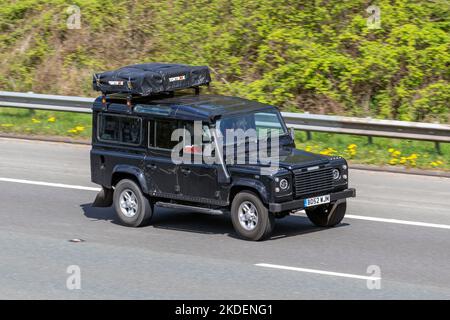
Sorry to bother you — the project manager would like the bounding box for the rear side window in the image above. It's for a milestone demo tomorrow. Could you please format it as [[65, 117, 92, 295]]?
[[98, 114, 141, 145], [156, 120, 178, 149], [149, 120, 194, 150], [149, 119, 178, 149]]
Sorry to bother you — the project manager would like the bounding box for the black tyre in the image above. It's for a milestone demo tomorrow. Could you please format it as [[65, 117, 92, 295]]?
[[231, 191, 275, 241], [305, 200, 346, 227], [113, 179, 153, 227]]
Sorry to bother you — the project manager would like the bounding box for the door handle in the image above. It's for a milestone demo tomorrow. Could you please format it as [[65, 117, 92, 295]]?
[[147, 163, 157, 170]]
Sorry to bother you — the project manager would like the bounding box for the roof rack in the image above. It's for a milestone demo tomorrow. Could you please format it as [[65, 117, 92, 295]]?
[[93, 63, 210, 112], [93, 63, 210, 94]]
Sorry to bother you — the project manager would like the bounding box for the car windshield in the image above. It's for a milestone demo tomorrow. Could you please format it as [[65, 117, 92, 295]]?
[[217, 109, 287, 142]]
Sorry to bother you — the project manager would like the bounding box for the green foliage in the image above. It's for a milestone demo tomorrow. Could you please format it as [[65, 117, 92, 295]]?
[[0, 0, 448, 122]]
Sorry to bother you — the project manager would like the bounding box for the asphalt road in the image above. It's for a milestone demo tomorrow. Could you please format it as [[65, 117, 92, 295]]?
[[0, 137, 449, 299]]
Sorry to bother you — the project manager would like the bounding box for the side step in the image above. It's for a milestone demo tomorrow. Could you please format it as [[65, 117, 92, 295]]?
[[155, 202, 226, 215]]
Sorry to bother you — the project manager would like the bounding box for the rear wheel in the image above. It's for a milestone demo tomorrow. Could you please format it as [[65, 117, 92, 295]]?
[[231, 191, 275, 241], [113, 179, 153, 227], [305, 200, 346, 227]]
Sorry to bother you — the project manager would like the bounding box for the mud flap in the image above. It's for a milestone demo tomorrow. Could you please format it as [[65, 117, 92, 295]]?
[[92, 187, 113, 207]]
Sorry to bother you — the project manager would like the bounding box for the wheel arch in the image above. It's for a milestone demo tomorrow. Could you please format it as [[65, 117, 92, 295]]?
[[229, 179, 269, 205], [111, 165, 149, 194]]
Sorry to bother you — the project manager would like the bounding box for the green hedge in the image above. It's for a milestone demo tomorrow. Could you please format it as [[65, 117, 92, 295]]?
[[0, 0, 448, 122]]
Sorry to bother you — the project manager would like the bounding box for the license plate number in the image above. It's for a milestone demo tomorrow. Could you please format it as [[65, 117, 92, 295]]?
[[304, 195, 330, 207]]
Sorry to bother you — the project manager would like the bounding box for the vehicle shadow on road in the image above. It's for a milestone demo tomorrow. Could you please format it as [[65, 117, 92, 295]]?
[[269, 215, 349, 240], [80, 203, 119, 223], [80, 203, 349, 240]]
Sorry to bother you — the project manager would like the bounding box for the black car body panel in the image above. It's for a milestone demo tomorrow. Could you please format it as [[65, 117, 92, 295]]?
[[91, 93, 355, 212]]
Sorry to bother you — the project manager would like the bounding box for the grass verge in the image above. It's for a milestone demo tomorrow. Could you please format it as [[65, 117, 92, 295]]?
[[0, 107, 448, 171], [0, 107, 91, 140], [294, 132, 449, 171]]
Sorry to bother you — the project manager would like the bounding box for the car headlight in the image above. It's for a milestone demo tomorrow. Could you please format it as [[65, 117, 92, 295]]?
[[279, 178, 289, 190], [332, 168, 340, 180]]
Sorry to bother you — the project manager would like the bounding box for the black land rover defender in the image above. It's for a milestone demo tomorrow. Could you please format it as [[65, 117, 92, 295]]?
[[90, 63, 355, 241]]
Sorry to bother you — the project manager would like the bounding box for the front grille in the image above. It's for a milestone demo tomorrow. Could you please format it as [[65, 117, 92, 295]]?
[[294, 167, 333, 198]]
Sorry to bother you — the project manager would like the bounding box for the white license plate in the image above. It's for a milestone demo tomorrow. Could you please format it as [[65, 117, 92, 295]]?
[[303, 195, 330, 207]]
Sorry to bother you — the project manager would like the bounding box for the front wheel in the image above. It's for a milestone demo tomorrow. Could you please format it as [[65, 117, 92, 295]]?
[[305, 200, 347, 227], [113, 179, 153, 227], [231, 191, 275, 241]]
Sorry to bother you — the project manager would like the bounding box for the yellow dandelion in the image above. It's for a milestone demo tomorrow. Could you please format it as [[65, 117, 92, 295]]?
[[31, 118, 41, 124], [319, 147, 337, 156], [75, 126, 85, 131], [389, 158, 398, 165], [388, 148, 395, 153], [47, 116, 56, 123], [67, 129, 78, 134]]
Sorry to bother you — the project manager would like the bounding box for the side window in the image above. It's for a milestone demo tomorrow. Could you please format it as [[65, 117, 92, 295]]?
[[121, 117, 141, 144], [182, 121, 194, 146], [148, 120, 155, 147], [154, 119, 179, 149], [149, 120, 198, 150], [202, 124, 212, 143], [98, 114, 141, 145]]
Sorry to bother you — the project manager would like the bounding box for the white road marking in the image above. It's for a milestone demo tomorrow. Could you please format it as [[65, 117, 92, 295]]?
[[0, 177, 100, 192], [1, 177, 449, 230], [255, 263, 380, 281], [345, 214, 450, 230]]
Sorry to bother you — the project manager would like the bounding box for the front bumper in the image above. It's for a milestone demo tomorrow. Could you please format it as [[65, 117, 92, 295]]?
[[268, 188, 356, 213]]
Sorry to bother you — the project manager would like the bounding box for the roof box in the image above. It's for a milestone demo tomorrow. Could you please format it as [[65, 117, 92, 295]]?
[[93, 63, 211, 96]]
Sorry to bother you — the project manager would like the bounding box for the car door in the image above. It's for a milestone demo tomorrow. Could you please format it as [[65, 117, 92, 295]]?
[[145, 119, 181, 197], [177, 121, 221, 203]]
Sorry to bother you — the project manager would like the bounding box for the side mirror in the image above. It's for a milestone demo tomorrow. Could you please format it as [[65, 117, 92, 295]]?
[[289, 127, 295, 140]]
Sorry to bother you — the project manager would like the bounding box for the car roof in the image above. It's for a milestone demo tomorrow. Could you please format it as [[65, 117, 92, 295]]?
[[93, 93, 277, 122]]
